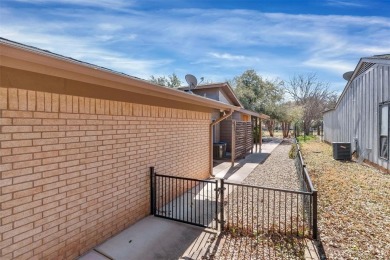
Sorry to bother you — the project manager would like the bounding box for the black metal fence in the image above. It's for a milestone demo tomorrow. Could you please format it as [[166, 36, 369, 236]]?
[[222, 181, 314, 238], [294, 141, 318, 239], [150, 144, 318, 239], [150, 168, 219, 230]]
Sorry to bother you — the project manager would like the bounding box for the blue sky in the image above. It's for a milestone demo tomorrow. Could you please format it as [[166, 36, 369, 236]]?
[[1, 0, 390, 94]]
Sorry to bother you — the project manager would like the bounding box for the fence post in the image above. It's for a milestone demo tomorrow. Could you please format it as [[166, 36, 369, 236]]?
[[215, 179, 219, 229], [312, 190, 318, 240], [220, 179, 225, 231], [150, 167, 155, 215]]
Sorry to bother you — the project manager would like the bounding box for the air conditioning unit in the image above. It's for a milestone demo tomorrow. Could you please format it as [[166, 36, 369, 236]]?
[[332, 142, 351, 160]]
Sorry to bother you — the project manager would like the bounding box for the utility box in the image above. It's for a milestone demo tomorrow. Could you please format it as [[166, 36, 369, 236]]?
[[213, 142, 227, 159], [332, 142, 351, 160]]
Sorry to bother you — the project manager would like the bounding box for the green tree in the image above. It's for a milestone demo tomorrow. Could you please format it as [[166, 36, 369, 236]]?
[[233, 70, 284, 136], [278, 102, 303, 138], [149, 73, 182, 88]]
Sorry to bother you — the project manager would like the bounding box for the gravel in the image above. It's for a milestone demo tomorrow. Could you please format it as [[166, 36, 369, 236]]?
[[210, 139, 311, 259], [243, 140, 301, 191]]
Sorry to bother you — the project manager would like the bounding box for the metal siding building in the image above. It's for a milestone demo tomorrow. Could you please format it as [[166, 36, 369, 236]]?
[[323, 55, 390, 172]]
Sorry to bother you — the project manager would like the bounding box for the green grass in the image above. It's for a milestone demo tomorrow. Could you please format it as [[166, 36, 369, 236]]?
[[296, 135, 316, 142]]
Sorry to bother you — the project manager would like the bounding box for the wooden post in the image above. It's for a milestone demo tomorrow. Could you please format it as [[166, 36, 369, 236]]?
[[259, 119, 262, 151], [248, 121, 253, 154], [255, 117, 258, 152]]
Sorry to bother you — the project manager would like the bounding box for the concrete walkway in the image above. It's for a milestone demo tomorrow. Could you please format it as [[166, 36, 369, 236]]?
[[79, 139, 292, 260], [214, 139, 282, 183]]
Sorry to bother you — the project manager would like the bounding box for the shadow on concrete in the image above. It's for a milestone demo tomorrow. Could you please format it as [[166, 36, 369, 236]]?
[[221, 153, 270, 180], [80, 216, 217, 260]]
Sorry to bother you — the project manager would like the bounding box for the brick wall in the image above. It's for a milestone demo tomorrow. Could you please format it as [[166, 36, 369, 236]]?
[[0, 87, 211, 259]]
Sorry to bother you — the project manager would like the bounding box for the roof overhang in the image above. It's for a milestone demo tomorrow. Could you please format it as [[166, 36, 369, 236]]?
[[239, 108, 270, 119], [323, 108, 335, 114], [0, 39, 237, 112], [179, 82, 243, 107]]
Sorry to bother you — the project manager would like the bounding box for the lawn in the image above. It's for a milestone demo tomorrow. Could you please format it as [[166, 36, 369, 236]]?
[[300, 141, 390, 259]]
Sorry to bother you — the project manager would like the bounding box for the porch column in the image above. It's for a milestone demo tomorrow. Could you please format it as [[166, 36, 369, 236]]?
[[255, 117, 258, 151], [231, 120, 236, 167], [259, 118, 262, 151], [251, 117, 253, 154]]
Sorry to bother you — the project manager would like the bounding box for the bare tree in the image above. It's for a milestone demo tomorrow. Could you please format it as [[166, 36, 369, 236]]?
[[284, 73, 335, 135]]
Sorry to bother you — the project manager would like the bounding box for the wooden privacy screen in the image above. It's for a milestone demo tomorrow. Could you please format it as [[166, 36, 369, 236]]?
[[235, 121, 252, 159]]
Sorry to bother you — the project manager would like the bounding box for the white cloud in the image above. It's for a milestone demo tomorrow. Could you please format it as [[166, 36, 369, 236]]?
[[97, 23, 123, 32], [12, 0, 135, 9], [209, 52, 253, 61], [0, 26, 172, 79], [326, 0, 366, 7], [1, 4, 389, 91], [302, 58, 355, 73]]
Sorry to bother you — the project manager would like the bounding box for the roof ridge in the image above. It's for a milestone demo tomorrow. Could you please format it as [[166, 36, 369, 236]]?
[[363, 54, 390, 60]]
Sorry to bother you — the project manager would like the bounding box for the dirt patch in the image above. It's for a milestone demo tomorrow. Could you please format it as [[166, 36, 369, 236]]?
[[300, 141, 390, 259]]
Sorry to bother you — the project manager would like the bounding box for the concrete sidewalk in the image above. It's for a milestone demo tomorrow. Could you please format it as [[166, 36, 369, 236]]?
[[214, 139, 282, 183], [79, 140, 284, 260]]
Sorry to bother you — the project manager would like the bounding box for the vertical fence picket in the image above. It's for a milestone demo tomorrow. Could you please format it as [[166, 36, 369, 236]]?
[[149, 145, 318, 239]]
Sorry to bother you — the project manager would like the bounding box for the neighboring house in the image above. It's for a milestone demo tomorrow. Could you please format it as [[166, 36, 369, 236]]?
[[179, 83, 269, 163], [323, 54, 390, 173], [0, 39, 257, 259]]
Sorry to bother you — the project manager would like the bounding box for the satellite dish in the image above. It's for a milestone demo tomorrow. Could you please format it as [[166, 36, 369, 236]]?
[[185, 74, 198, 90], [343, 71, 354, 81]]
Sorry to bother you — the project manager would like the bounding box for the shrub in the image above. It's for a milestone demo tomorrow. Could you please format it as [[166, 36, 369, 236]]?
[[289, 143, 297, 159]]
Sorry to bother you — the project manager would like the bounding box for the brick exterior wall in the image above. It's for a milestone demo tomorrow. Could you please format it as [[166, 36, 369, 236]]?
[[0, 87, 211, 259]]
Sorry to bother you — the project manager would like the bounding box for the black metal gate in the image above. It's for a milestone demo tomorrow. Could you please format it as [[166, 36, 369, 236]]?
[[150, 167, 220, 230], [150, 167, 318, 239]]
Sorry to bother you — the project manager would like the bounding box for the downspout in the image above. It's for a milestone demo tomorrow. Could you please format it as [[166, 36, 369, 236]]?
[[210, 109, 234, 176]]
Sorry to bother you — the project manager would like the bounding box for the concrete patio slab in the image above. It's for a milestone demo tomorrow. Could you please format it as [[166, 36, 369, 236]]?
[[79, 250, 109, 260], [79, 216, 217, 260]]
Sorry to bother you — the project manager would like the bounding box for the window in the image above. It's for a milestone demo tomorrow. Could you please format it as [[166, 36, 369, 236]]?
[[379, 103, 389, 160]]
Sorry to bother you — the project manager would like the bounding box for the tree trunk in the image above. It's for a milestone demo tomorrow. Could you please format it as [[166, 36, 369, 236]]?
[[304, 121, 310, 136], [266, 120, 275, 137], [287, 122, 291, 138], [281, 122, 291, 138]]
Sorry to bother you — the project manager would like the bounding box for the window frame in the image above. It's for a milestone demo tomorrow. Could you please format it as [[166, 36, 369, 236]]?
[[379, 101, 390, 161]]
